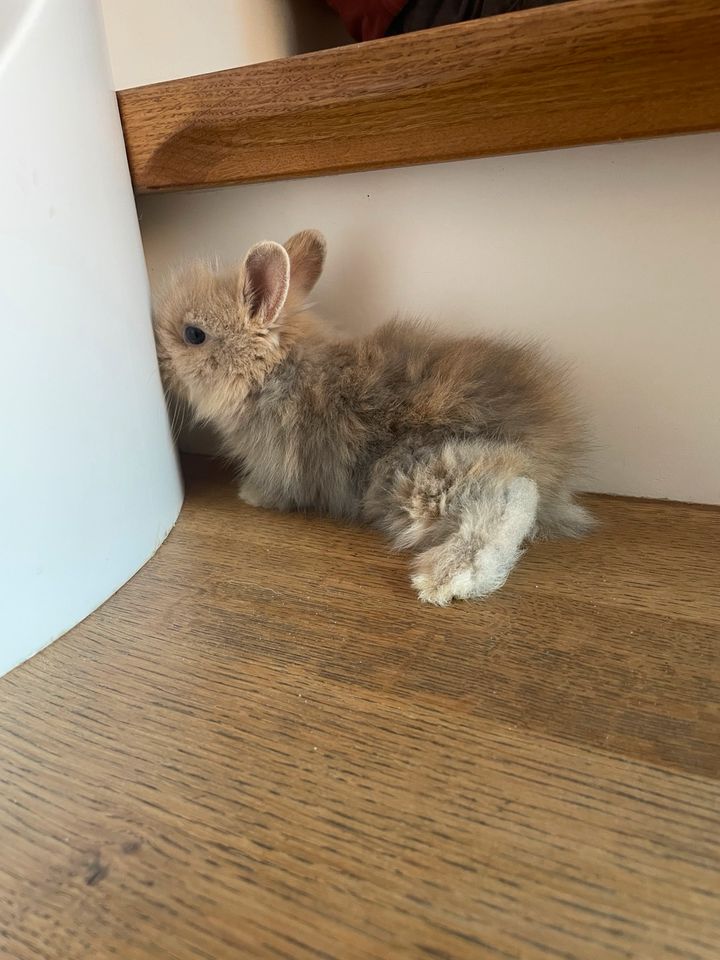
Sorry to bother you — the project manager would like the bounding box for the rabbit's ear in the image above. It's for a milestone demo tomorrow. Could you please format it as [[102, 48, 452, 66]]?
[[240, 241, 291, 326], [284, 230, 326, 297]]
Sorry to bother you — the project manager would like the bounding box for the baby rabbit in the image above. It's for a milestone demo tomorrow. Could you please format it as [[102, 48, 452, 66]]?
[[154, 230, 592, 604]]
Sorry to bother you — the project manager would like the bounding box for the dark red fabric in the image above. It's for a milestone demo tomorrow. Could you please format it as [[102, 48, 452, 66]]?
[[326, 0, 409, 41]]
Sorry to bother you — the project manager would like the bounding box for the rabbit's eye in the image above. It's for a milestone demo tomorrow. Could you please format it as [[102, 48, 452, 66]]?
[[183, 325, 206, 346]]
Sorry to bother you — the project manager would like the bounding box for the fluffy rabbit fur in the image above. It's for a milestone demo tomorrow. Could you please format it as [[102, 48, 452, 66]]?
[[154, 230, 592, 604]]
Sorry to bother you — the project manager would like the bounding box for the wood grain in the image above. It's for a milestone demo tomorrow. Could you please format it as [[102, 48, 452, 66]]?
[[1, 455, 719, 959], [118, 0, 720, 193]]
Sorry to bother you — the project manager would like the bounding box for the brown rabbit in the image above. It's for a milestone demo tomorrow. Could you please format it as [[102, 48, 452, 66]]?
[[154, 230, 592, 604]]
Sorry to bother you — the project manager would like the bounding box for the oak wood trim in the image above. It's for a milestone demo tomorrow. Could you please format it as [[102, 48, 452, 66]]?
[[118, 0, 720, 193]]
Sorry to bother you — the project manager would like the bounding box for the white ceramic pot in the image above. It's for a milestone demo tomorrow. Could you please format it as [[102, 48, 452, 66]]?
[[0, 0, 183, 675]]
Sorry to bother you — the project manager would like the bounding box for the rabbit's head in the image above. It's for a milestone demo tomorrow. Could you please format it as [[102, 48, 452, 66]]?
[[153, 229, 325, 424]]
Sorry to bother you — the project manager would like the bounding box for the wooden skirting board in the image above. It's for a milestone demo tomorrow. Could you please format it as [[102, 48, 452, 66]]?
[[118, 0, 720, 193]]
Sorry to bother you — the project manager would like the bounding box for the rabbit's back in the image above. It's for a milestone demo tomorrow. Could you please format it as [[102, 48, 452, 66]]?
[[319, 320, 582, 457], [235, 319, 585, 517]]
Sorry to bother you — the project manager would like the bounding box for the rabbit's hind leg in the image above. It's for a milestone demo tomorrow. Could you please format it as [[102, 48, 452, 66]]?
[[411, 474, 538, 605], [365, 438, 539, 604]]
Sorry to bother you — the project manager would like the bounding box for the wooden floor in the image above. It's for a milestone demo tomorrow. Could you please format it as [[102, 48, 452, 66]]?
[[1, 456, 719, 960]]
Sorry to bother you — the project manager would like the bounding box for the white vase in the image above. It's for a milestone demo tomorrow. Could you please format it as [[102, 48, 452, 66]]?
[[0, 0, 183, 676]]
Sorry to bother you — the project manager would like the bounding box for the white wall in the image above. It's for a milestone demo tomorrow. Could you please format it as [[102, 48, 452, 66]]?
[[101, 0, 349, 88], [102, 3, 720, 505], [0, 0, 182, 677]]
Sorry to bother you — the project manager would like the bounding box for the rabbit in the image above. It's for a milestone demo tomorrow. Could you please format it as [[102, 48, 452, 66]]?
[[154, 229, 593, 605]]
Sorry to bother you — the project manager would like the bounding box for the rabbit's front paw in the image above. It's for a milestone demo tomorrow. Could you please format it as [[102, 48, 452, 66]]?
[[238, 478, 269, 508]]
